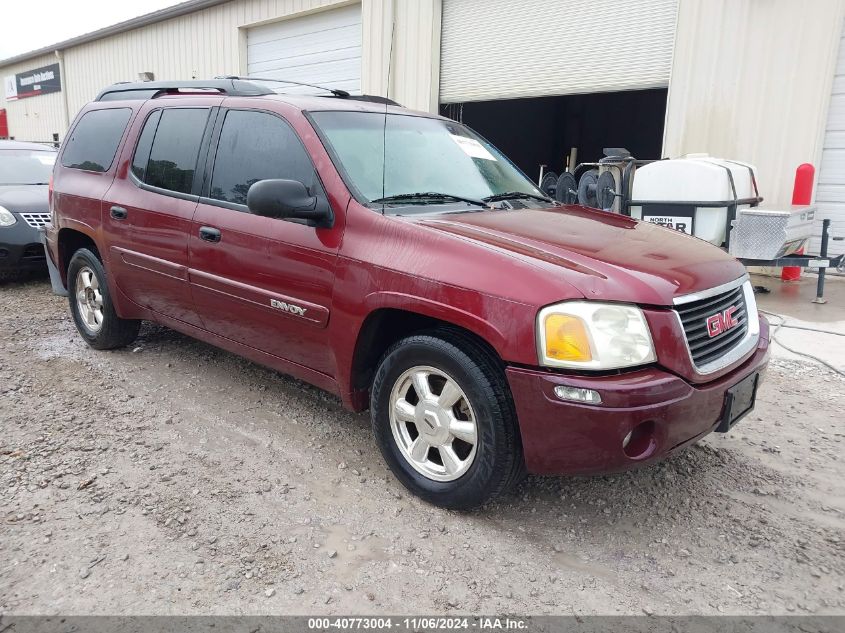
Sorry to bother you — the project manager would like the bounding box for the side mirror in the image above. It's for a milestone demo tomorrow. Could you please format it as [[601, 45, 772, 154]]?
[[247, 179, 332, 227]]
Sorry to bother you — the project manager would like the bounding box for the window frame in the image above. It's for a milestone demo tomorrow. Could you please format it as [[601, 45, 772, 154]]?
[[199, 107, 329, 217], [128, 106, 219, 203], [60, 107, 134, 174]]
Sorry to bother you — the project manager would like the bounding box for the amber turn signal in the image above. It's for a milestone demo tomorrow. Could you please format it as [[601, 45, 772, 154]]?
[[543, 314, 592, 362]]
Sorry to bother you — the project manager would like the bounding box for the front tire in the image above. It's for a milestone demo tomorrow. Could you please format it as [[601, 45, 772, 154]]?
[[68, 248, 140, 350], [371, 330, 524, 510]]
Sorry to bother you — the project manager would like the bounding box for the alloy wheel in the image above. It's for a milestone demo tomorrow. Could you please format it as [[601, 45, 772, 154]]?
[[388, 365, 478, 482], [75, 266, 104, 333]]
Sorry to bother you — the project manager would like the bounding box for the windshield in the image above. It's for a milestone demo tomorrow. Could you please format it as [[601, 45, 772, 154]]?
[[310, 111, 544, 210], [0, 149, 56, 185]]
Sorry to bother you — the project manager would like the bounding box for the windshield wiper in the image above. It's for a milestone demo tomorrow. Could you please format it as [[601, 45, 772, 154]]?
[[482, 191, 553, 204], [371, 192, 490, 208]]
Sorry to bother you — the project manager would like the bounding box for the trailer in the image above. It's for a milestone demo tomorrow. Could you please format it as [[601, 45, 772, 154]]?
[[541, 151, 843, 303]]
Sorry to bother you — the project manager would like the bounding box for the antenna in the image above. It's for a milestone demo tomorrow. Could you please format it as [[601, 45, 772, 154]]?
[[381, 11, 396, 206], [215, 75, 350, 98]]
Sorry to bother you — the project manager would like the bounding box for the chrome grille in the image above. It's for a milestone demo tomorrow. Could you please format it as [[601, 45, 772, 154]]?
[[19, 212, 51, 229], [675, 284, 749, 368]]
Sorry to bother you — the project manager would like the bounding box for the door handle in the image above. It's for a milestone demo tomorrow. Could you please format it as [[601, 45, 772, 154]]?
[[110, 206, 128, 220], [199, 226, 222, 243]]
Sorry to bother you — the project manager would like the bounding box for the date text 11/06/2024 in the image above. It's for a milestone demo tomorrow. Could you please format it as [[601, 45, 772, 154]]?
[[306, 616, 529, 630]]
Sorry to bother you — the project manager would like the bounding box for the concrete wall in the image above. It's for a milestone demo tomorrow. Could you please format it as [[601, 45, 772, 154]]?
[[663, 0, 845, 206], [0, 0, 441, 142]]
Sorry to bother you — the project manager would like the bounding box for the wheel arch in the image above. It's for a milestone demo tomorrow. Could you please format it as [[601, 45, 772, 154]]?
[[344, 299, 509, 411], [57, 227, 101, 287]]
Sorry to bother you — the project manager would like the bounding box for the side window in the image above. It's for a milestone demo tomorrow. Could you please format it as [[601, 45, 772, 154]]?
[[209, 110, 322, 206], [61, 108, 132, 172], [130, 110, 161, 181], [142, 108, 209, 195]]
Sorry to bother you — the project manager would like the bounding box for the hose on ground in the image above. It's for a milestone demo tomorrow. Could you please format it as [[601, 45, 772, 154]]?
[[758, 309, 845, 377]]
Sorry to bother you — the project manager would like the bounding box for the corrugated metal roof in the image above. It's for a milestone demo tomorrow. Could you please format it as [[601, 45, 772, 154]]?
[[0, 0, 231, 67]]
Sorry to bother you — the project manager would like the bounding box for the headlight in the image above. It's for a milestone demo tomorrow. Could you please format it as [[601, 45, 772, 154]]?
[[537, 301, 656, 370], [0, 206, 16, 227]]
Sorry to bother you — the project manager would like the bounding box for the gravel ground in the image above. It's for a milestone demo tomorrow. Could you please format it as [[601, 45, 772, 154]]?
[[1, 276, 843, 615]]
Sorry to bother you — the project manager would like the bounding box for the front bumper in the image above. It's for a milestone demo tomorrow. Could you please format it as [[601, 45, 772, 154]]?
[[507, 317, 770, 475], [0, 220, 47, 271]]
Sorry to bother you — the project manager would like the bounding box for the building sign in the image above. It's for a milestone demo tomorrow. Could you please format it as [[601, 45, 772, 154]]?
[[4, 63, 62, 101]]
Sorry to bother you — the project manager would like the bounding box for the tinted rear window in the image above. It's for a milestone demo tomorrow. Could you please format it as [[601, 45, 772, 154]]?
[[131, 110, 161, 182], [142, 109, 209, 195], [61, 108, 131, 172]]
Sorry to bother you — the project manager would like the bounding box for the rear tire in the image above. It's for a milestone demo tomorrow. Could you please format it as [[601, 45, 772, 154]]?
[[371, 330, 524, 510], [68, 248, 140, 350]]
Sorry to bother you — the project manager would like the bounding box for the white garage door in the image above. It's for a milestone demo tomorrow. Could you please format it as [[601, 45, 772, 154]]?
[[813, 18, 845, 257], [247, 4, 362, 95], [440, 0, 679, 103]]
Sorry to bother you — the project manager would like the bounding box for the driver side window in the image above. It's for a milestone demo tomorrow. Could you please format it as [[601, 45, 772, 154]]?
[[209, 110, 323, 208]]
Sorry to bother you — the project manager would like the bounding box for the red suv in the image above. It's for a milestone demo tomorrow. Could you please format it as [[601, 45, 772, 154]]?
[[46, 79, 769, 509]]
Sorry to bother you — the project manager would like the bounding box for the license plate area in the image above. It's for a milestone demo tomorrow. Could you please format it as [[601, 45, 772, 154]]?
[[717, 372, 759, 433]]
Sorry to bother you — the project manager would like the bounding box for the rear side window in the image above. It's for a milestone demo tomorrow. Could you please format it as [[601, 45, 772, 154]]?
[[209, 110, 322, 206], [133, 108, 209, 195], [61, 108, 131, 172], [130, 110, 161, 181]]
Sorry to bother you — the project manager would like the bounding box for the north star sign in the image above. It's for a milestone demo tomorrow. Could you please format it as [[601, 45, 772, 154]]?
[[4, 63, 62, 101]]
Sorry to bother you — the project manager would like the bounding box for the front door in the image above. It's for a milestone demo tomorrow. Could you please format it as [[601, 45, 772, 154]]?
[[104, 101, 220, 326], [188, 108, 342, 377]]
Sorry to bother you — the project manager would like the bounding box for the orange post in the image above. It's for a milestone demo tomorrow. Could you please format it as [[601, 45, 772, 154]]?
[[781, 163, 815, 281]]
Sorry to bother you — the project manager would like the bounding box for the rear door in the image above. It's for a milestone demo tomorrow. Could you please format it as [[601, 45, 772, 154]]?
[[188, 106, 341, 376], [103, 99, 221, 326], [54, 106, 135, 255]]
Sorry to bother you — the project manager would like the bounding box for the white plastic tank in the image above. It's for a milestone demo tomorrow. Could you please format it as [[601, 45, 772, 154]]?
[[630, 155, 758, 245]]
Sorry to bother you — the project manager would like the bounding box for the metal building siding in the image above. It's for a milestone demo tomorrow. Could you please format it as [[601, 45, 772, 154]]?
[[360, 0, 442, 112], [813, 17, 845, 256], [360, 0, 392, 98], [0, 52, 67, 142], [0, 0, 438, 139], [392, 0, 441, 113], [59, 0, 351, 123], [439, 0, 679, 104], [663, 0, 845, 211]]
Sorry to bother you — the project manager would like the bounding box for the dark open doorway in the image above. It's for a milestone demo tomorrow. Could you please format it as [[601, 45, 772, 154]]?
[[441, 88, 668, 181]]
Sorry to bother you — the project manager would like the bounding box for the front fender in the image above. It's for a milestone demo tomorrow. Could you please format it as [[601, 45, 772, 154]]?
[[360, 290, 515, 356], [331, 284, 538, 410]]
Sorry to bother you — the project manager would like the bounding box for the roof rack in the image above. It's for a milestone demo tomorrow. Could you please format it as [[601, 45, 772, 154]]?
[[216, 75, 351, 98], [222, 76, 406, 105], [338, 94, 402, 106], [95, 79, 274, 101], [95, 77, 404, 107]]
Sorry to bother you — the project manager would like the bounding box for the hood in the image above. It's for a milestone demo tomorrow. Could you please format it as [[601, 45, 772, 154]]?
[[0, 185, 50, 213], [412, 205, 746, 306]]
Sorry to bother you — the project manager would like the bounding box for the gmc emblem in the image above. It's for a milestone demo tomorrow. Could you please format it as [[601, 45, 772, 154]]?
[[706, 306, 738, 338]]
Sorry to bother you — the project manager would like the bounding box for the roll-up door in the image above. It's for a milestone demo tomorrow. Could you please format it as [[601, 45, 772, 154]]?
[[247, 4, 362, 95], [439, 0, 679, 104], [813, 18, 845, 257]]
